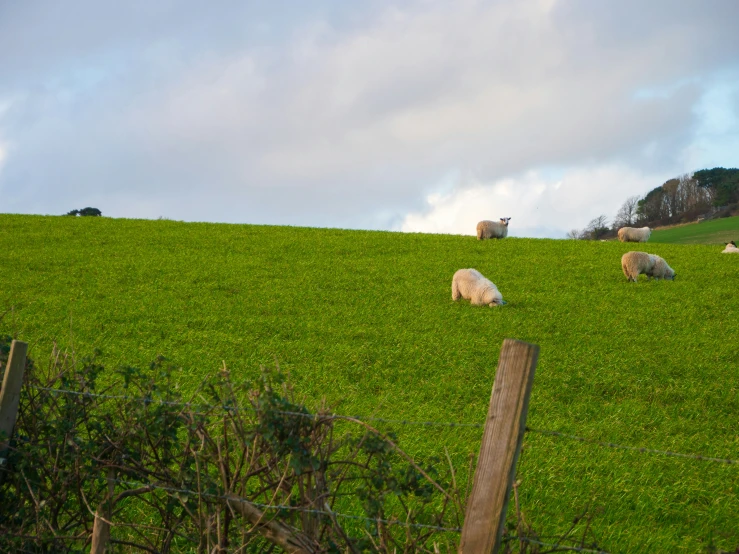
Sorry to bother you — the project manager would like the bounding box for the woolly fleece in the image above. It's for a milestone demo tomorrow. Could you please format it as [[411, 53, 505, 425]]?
[[621, 251, 675, 282], [451, 268, 505, 306], [476, 218, 510, 240], [618, 226, 652, 243]]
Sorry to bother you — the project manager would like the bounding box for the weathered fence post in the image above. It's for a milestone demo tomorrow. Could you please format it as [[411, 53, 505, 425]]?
[[0, 340, 28, 452], [458, 339, 539, 554], [0, 340, 28, 488], [90, 468, 116, 554]]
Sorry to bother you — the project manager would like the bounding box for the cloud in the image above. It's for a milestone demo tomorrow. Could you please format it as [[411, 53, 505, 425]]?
[[0, 1, 738, 233]]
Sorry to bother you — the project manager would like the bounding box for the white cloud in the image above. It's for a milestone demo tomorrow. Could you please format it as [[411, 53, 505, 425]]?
[[401, 166, 663, 238]]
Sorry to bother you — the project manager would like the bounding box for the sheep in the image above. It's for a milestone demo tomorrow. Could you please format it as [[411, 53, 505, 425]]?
[[722, 241, 739, 253], [621, 251, 676, 282], [451, 268, 506, 307], [476, 217, 511, 240], [617, 226, 651, 243]]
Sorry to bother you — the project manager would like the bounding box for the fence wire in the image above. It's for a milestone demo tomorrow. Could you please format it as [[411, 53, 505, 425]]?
[[29, 385, 484, 428], [526, 427, 739, 465], [28, 385, 739, 466]]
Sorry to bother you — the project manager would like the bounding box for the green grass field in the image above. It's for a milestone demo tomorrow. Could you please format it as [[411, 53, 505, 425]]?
[[2, 214, 738, 552], [651, 215, 739, 245]]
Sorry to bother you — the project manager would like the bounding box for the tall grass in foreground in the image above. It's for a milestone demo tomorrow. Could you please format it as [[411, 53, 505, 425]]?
[[1, 214, 738, 552]]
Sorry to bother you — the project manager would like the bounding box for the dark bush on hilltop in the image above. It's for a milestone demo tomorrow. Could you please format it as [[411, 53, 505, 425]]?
[[65, 207, 102, 217]]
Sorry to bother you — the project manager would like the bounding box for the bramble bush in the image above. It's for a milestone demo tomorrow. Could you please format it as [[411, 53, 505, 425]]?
[[0, 338, 465, 553]]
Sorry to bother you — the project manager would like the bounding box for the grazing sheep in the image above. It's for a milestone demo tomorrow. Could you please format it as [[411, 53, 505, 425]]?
[[722, 241, 739, 253], [617, 226, 652, 243], [476, 217, 511, 240], [451, 268, 506, 307], [621, 251, 676, 282]]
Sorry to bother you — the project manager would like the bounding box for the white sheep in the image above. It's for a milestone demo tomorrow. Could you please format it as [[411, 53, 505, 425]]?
[[722, 241, 739, 253], [476, 217, 511, 240], [451, 268, 506, 307], [617, 226, 651, 243], [621, 251, 676, 282]]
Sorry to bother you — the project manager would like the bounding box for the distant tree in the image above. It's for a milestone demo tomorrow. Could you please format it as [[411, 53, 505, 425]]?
[[79, 207, 102, 216], [613, 195, 641, 228], [566, 229, 581, 240], [662, 178, 681, 221], [610, 168, 728, 230], [582, 215, 610, 240], [693, 167, 739, 207], [65, 207, 102, 217], [637, 186, 667, 224], [676, 173, 713, 220]]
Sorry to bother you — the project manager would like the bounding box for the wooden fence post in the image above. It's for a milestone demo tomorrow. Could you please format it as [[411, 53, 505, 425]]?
[[458, 339, 539, 554], [90, 468, 115, 554], [0, 340, 28, 488], [0, 340, 28, 452]]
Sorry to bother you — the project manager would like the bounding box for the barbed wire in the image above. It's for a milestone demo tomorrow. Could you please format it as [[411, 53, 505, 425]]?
[[29, 385, 215, 411], [526, 427, 739, 465], [28, 385, 484, 428], [28, 385, 739, 466], [504, 535, 610, 553], [275, 408, 483, 428], [28, 385, 739, 465]]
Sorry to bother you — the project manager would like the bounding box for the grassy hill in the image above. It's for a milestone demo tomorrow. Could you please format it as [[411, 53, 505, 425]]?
[[650, 215, 739, 244], [1, 214, 738, 552]]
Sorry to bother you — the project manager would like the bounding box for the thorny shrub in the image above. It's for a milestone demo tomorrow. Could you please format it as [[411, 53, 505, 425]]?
[[0, 339, 464, 553]]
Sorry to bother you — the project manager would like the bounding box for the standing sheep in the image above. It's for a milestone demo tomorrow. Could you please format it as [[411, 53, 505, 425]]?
[[451, 269, 506, 307], [621, 251, 676, 282], [617, 226, 651, 243], [476, 217, 511, 240], [722, 241, 739, 253]]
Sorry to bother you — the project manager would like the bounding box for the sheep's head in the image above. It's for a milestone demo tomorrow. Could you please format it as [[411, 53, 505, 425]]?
[[499, 217, 511, 226], [484, 288, 507, 307]]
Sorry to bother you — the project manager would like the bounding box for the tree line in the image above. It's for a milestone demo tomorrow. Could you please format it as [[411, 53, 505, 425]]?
[[568, 167, 739, 240]]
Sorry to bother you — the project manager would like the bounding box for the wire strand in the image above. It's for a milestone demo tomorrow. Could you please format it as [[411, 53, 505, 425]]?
[[526, 427, 739, 465], [26, 386, 739, 465], [505, 534, 610, 553], [28, 385, 483, 428]]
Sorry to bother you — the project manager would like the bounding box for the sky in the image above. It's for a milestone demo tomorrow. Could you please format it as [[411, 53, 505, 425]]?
[[1, 0, 739, 238]]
